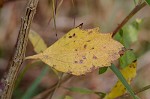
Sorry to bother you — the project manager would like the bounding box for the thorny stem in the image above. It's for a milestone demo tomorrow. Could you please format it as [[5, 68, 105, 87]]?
[[0, 0, 39, 99], [112, 2, 146, 37]]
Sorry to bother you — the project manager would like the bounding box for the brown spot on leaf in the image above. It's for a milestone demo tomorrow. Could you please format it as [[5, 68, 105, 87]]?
[[86, 40, 91, 42], [91, 47, 94, 50], [88, 31, 92, 34], [93, 55, 98, 59], [82, 56, 86, 59], [133, 60, 137, 62], [129, 64, 135, 68], [76, 23, 83, 28], [75, 49, 78, 51], [73, 33, 76, 37], [53, 65, 56, 67], [79, 60, 83, 64], [90, 64, 96, 71], [68, 36, 72, 38], [74, 61, 78, 63], [84, 44, 87, 49], [118, 47, 126, 56]]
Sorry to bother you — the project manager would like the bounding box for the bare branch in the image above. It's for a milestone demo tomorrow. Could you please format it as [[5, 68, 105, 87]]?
[[112, 2, 147, 37], [0, 0, 39, 99]]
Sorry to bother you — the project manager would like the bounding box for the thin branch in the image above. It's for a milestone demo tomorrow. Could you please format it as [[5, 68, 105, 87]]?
[[0, 0, 39, 99], [52, 0, 58, 39], [117, 84, 150, 99], [47, 73, 64, 99], [135, 84, 150, 94], [71, 0, 76, 27], [112, 2, 146, 37], [32, 74, 73, 99]]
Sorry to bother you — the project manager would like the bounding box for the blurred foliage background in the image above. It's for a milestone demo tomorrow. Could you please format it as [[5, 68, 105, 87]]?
[[0, 0, 150, 99]]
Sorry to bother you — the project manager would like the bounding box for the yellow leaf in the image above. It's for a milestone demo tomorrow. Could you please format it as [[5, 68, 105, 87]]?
[[29, 30, 47, 53], [64, 95, 73, 99], [26, 27, 124, 75], [104, 61, 137, 99], [29, 30, 60, 76]]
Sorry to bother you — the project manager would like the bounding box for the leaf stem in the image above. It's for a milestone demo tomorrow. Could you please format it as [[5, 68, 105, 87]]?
[[112, 2, 146, 37]]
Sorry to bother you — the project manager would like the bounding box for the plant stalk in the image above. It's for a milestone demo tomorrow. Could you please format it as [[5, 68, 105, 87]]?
[[0, 0, 39, 99], [112, 2, 146, 37]]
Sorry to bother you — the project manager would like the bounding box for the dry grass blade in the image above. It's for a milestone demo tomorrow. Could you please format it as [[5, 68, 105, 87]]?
[[52, 0, 58, 39]]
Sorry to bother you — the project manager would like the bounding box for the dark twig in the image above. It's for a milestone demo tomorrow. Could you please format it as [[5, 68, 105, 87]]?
[[0, 0, 39, 99], [112, 2, 146, 37], [47, 73, 64, 99], [135, 84, 150, 94], [32, 74, 73, 99], [117, 84, 150, 99]]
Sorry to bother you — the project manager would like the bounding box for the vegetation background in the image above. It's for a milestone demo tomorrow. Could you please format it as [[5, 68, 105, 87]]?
[[0, 0, 150, 99]]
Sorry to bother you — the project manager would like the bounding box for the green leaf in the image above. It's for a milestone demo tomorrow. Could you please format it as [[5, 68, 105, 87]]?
[[114, 19, 140, 68], [110, 64, 137, 99], [133, 0, 137, 5], [22, 67, 49, 99], [66, 87, 95, 94], [145, 0, 150, 5], [99, 67, 108, 74], [119, 50, 137, 68], [113, 29, 123, 44], [114, 19, 141, 48]]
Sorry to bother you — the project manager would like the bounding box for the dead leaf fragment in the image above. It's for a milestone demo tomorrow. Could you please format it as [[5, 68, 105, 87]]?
[[29, 30, 47, 53]]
